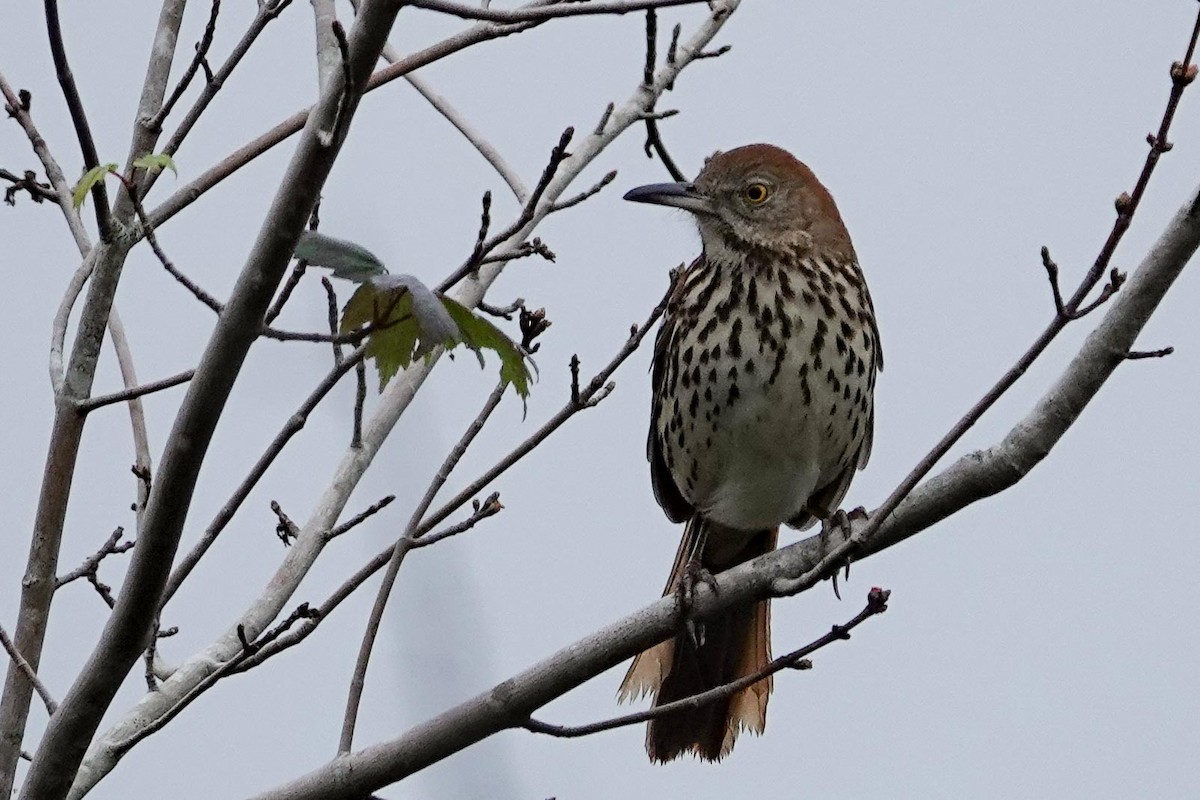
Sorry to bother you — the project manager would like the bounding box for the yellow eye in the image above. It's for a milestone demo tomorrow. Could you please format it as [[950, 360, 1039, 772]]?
[[744, 182, 770, 204]]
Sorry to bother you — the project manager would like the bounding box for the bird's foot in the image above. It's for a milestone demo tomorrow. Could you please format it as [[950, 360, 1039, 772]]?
[[675, 558, 718, 648], [819, 506, 867, 600]]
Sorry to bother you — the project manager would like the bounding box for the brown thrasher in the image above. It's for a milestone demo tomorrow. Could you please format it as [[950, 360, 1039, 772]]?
[[618, 144, 881, 762]]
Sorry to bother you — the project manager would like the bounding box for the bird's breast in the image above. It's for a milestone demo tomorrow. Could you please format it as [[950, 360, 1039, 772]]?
[[656, 252, 878, 529]]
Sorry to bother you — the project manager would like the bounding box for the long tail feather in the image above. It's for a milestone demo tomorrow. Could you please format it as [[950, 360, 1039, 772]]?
[[618, 519, 777, 762]]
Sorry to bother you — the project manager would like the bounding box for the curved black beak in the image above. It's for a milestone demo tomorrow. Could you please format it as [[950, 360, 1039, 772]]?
[[623, 182, 714, 215]]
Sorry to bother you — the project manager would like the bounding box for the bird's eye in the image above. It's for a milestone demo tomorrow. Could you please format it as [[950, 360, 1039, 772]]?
[[743, 182, 771, 205]]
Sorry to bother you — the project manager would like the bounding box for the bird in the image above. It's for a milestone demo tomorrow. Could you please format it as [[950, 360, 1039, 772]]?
[[617, 143, 882, 762]]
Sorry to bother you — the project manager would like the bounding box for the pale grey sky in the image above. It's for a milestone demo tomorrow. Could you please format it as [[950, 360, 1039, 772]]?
[[2, 2, 1198, 799]]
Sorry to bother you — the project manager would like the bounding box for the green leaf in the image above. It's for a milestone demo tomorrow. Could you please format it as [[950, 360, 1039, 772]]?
[[71, 163, 118, 209], [339, 276, 533, 399], [295, 231, 388, 282], [342, 285, 421, 387], [341, 275, 459, 389], [439, 296, 533, 399], [133, 152, 177, 176]]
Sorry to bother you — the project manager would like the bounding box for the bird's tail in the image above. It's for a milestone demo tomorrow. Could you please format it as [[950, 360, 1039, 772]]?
[[617, 517, 777, 762]]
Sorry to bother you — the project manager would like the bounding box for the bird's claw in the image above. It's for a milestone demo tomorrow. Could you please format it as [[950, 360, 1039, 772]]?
[[819, 507, 867, 600], [675, 559, 717, 647]]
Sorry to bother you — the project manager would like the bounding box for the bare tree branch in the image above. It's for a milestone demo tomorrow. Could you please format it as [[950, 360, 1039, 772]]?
[[346, 0, 530, 202], [147, 13, 541, 228], [161, 345, 366, 607], [770, 15, 1200, 583], [326, 495, 396, 541], [412, 0, 718, 23], [54, 529, 134, 592], [138, 0, 295, 201], [339, 380, 508, 753], [42, 0, 111, 236], [417, 295, 667, 538], [150, 0, 222, 131], [77, 371, 194, 413], [0, 625, 56, 716]]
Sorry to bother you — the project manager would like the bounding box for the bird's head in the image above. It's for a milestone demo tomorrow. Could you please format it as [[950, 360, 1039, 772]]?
[[624, 143, 853, 261]]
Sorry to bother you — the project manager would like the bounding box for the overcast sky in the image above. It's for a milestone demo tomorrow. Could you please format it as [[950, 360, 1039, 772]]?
[[3, 2, 1199, 799]]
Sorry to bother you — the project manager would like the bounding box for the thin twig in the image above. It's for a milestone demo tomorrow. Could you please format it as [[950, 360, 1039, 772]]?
[[43, 0, 111, 237], [1126, 346, 1174, 360], [523, 588, 890, 738], [1040, 246, 1067, 317], [271, 501, 300, 546], [550, 169, 617, 211], [108, 602, 320, 757], [411, 492, 502, 548], [1, 168, 54, 203], [1060, 23, 1200, 316], [477, 238, 556, 265], [77, 370, 194, 413], [161, 345, 367, 607], [265, 203, 320, 324], [151, 0, 222, 130], [569, 354, 581, 406], [266, 264, 308, 323], [321, 276, 344, 366], [139, 0, 296, 200], [469, 191, 493, 269], [477, 298, 525, 320], [437, 127, 575, 293], [517, 306, 551, 353], [1072, 268, 1126, 318], [339, 380, 509, 753], [641, 9, 687, 181], [142, 616, 165, 691], [0, 625, 57, 715], [147, 12, 539, 228], [326, 495, 396, 541], [594, 102, 615, 135], [352, 359, 367, 449], [55, 528, 134, 590], [417, 294, 668, 538], [130, 192, 369, 345], [401, 68, 529, 202]]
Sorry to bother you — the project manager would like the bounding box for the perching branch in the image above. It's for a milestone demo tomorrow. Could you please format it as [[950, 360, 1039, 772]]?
[[523, 587, 890, 738]]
